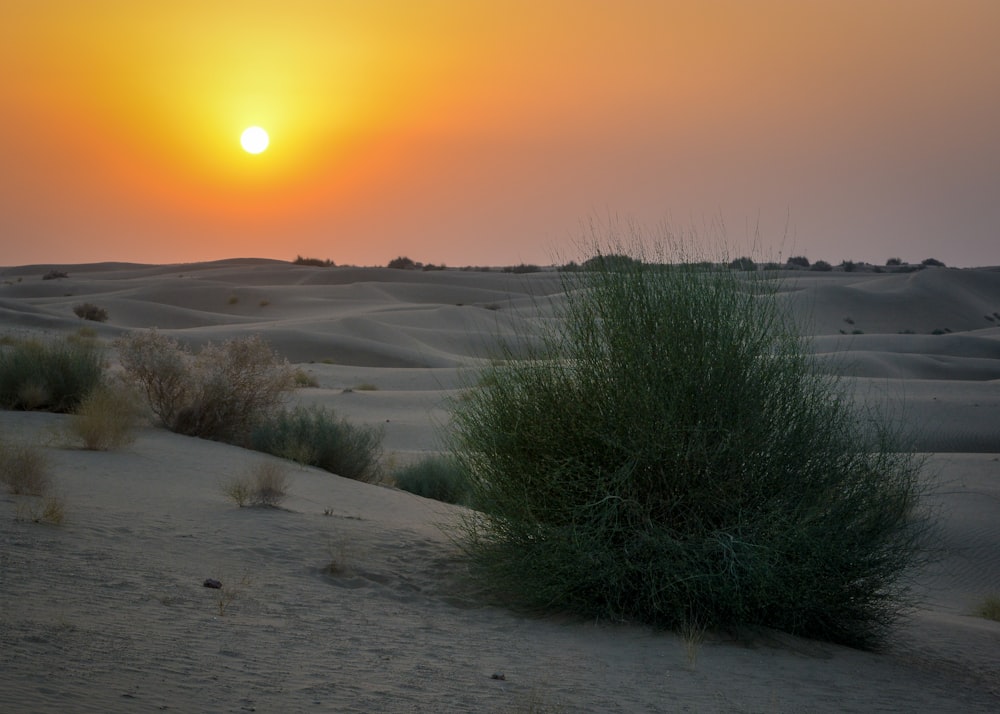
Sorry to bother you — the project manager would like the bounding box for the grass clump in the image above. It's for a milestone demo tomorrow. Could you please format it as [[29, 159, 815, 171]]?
[[68, 382, 140, 450], [451, 232, 930, 650], [974, 595, 1000, 622], [116, 330, 293, 442], [0, 337, 104, 412], [0, 439, 52, 495], [393, 455, 469, 504], [249, 405, 383, 483], [223, 462, 290, 508]]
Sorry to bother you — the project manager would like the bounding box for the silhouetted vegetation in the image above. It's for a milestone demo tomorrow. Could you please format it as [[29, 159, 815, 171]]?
[[293, 256, 335, 267], [786, 256, 810, 268], [810, 260, 833, 272]]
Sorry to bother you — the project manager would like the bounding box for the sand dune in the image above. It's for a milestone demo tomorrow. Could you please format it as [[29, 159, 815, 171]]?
[[1, 261, 999, 712]]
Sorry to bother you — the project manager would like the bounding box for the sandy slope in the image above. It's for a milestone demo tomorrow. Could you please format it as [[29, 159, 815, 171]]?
[[1, 260, 999, 712]]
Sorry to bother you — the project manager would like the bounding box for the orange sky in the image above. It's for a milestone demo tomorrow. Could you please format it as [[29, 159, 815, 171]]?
[[2, 0, 999, 267]]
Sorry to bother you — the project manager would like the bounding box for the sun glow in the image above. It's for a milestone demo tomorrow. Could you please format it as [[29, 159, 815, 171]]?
[[240, 126, 269, 154]]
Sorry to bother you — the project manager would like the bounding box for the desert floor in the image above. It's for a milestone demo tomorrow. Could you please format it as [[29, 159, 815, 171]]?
[[1, 259, 999, 713]]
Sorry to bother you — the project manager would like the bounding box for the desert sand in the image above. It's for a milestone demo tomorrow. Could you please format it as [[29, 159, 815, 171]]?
[[1, 259, 998, 713]]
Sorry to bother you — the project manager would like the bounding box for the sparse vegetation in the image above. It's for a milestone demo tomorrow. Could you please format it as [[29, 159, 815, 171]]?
[[451, 239, 930, 649], [293, 256, 335, 267], [249, 405, 383, 483], [116, 331, 294, 442], [387, 256, 417, 270], [974, 595, 1000, 622], [0, 337, 104, 412], [393, 455, 470, 505], [222, 461, 290, 508], [292, 368, 319, 387], [73, 302, 109, 322], [502, 263, 542, 274], [42, 270, 68, 280]]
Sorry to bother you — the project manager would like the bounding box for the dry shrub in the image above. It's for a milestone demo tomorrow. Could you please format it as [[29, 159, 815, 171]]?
[[0, 439, 52, 496], [116, 331, 293, 442], [68, 381, 140, 450], [73, 302, 108, 322], [223, 461, 290, 508]]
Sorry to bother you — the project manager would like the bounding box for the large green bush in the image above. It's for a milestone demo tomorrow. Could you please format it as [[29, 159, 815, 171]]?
[[0, 337, 103, 412], [249, 405, 383, 483], [451, 244, 929, 649]]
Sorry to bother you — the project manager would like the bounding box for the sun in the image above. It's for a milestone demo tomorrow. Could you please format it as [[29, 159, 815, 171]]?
[[240, 126, 269, 154]]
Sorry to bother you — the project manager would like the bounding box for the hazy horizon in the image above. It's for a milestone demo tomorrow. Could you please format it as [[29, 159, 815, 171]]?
[[3, 1, 999, 268]]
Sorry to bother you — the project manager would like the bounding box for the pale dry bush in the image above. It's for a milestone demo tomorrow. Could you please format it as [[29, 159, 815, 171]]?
[[223, 461, 290, 508], [117, 331, 294, 442], [0, 439, 52, 496], [16, 492, 66, 525], [68, 381, 140, 450]]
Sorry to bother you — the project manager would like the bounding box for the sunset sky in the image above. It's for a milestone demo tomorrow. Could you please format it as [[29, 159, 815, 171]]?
[[2, 1, 999, 268]]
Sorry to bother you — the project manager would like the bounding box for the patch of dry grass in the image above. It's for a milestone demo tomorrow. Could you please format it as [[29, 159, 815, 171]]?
[[0, 439, 52, 496], [68, 381, 140, 450], [222, 461, 290, 508]]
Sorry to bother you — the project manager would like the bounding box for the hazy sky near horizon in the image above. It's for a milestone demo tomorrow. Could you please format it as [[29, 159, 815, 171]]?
[[2, 0, 999, 268]]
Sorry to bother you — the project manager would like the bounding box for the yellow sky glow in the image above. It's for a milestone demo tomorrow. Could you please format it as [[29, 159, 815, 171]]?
[[2, 1, 999, 266]]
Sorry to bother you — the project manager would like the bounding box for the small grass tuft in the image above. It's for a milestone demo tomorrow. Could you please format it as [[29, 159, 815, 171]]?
[[0, 439, 52, 496], [974, 595, 1000, 622], [292, 369, 319, 388], [222, 462, 291, 508]]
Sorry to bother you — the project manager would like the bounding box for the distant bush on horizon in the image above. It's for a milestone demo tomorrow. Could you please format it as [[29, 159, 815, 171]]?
[[293, 256, 335, 267]]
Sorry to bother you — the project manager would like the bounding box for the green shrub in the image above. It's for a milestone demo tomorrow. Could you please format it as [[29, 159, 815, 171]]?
[[116, 331, 293, 442], [394, 455, 469, 504], [451, 242, 929, 649], [249, 405, 383, 483], [0, 338, 103, 412]]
